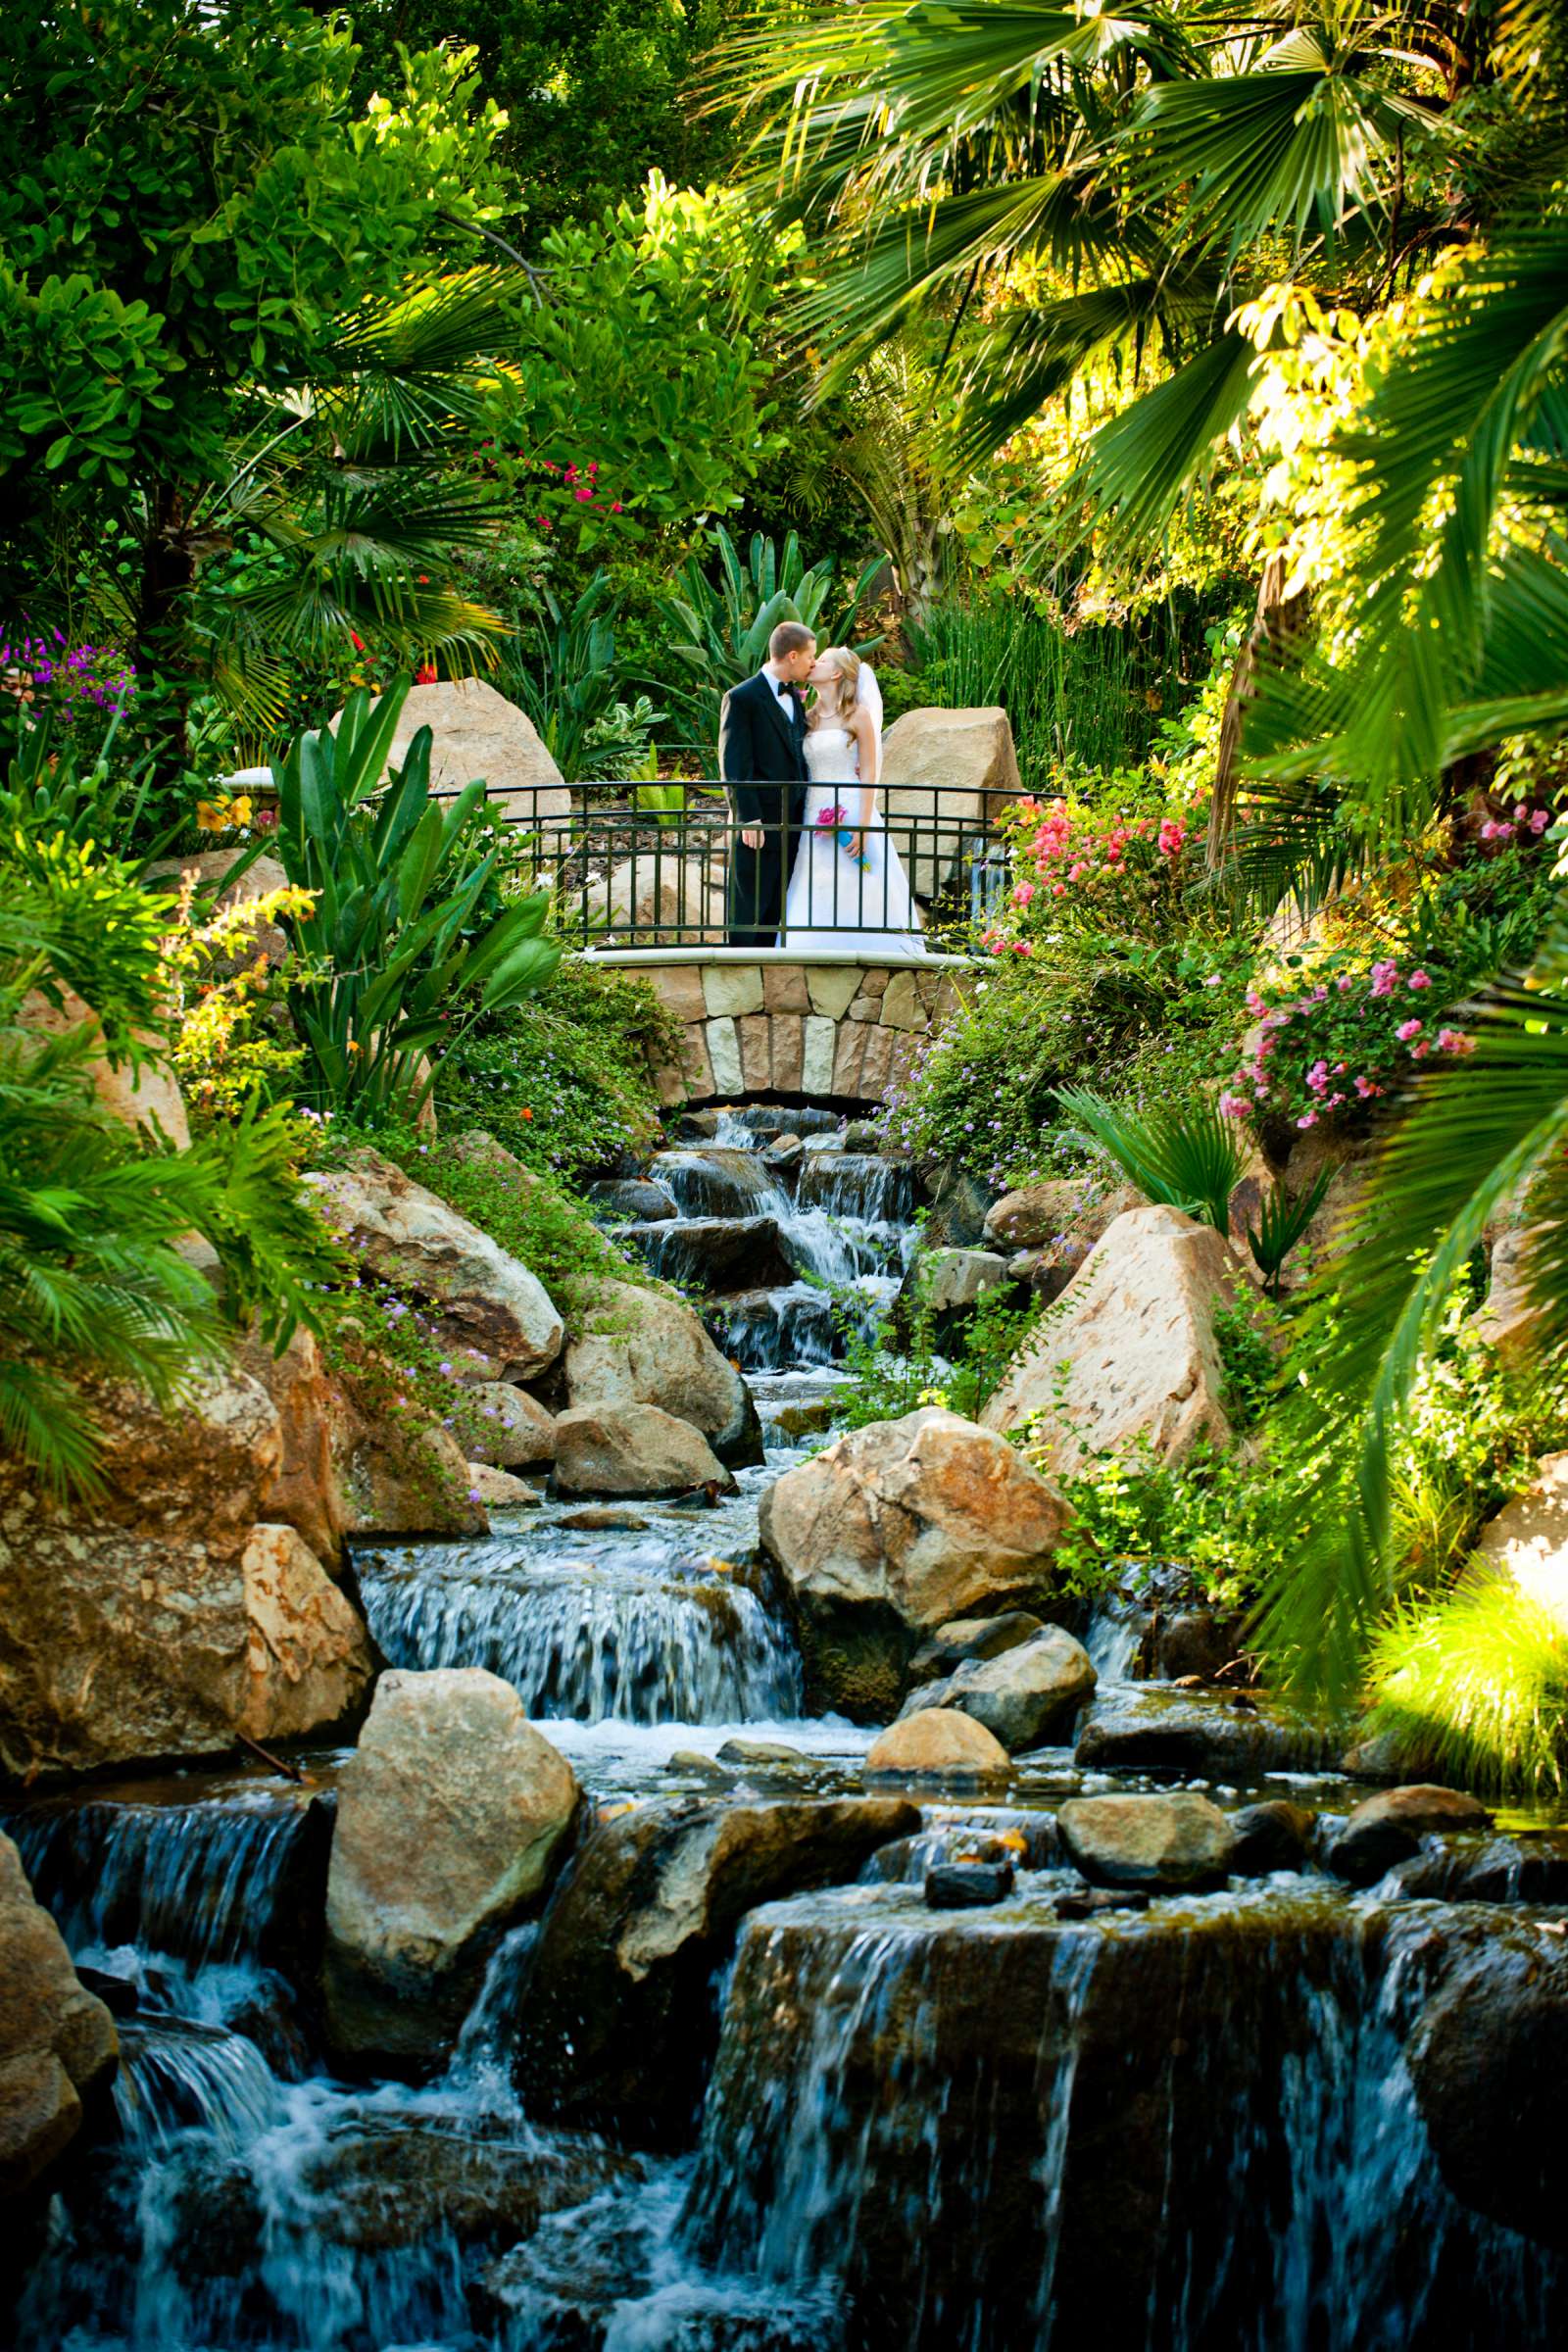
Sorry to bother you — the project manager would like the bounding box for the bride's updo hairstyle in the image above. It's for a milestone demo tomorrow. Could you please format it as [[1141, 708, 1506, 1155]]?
[[816, 646, 860, 719]]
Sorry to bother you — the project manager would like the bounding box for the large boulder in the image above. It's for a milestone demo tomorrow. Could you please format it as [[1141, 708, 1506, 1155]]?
[[305, 1148, 564, 1383], [324, 1667, 579, 2064], [553, 1402, 733, 1497], [235, 1324, 346, 1567], [582, 856, 726, 947], [899, 1627, 1096, 1752], [864, 1709, 1010, 1780], [1474, 1451, 1568, 1629], [1073, 1688, 1339, 1779], [758, 1407, 1070, 1719], [20, 979, 191, 1150], [462, 1381, 557, 1468], [0, 1834, 118, 2196], [982, 1204, 1244, 1468], [0, 1365, 373, 1778], [515, 1794, 918, 2144], [326, 1362, 488, 1538], [334, 677, 570, 829], [564, 1279, 761, 1467], [880, 708, 1022, 897], [1057, 1792, 1235, 1891]]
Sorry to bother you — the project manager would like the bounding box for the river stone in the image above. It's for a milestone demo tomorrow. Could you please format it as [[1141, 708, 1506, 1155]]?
[[1057, 1792, 1235, 1890], [864, 1709, 1010, 1780], [565, 1278, 762, 1468], [899, 1628, 1096, 1752], [625, 1214, 795, 1295], [463, 1381, 557, 1467], [982, 1204, 1244, 1469], [324, 1667, 579, 2064], [758, 1407, 1070, 1720], [305, 1148, 564, 1382], [514, 1794, 919, 2144], [465, 1462, 541, 1506], [1228, 1801, 1316, 1877], [926, 1860, 1014, 1909], [1325, 1784, 1493, 1887], [0, 1834, 119, 2196], [1073, 1688, 1338, 1778], [909, 1610, 1045, 1684], [554, 1403, 734, 1498], [0, 1363, 375, 1779], [907, 1247, 1010, 1314], [585, 1178, 679, 1222]]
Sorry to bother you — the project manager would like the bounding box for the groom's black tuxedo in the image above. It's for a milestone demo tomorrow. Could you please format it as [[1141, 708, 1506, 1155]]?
[[719, 670, 809, 950]]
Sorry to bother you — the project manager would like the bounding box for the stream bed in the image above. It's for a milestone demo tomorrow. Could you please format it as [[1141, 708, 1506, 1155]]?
[[6, 1105, 1568, 2350]]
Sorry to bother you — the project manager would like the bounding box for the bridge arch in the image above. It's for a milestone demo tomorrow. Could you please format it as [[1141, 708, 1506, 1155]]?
[[580, 949, 975, 1108]]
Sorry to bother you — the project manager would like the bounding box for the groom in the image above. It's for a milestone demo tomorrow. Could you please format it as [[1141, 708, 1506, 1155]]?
[[718, 619, 816, 949]]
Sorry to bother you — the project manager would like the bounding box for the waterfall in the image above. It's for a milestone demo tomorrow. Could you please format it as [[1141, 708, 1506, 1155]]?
[[357, 1539, 804, 1725]]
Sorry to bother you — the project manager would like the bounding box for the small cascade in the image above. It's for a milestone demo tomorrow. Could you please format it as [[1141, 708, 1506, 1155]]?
[[675, 1882, 1568, 2352], [797, 1152, 915, 1225], [4, 1784, 322, 1968], [1082, 1606, 1144, 1685], [358, 1534, 804, 1725], [648, 1147, 788, 1219], [115, 2011, 289, 2156]]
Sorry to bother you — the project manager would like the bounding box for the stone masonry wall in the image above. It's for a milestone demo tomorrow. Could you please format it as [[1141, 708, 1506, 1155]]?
[[637, 960, 971, 1106]]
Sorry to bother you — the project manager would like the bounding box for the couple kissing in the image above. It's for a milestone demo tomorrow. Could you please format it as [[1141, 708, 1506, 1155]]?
[[718, 620, 924, 956]]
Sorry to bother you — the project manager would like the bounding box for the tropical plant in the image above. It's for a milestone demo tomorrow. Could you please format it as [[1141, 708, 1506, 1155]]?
[[1245, 1167, 1332, 1296], [262, 680, 562, 1123], [1054, 1085, 1246, 1235], [1363, 1571, 1568, 1798], [663, 527, 887, 749], [503, 571, 623, 782], [0, 833, 339, 1495], [0, 710, 178, 869]]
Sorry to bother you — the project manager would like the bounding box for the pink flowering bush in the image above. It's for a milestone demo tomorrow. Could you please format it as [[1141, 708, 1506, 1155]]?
[[986, 773, 1211, 953]]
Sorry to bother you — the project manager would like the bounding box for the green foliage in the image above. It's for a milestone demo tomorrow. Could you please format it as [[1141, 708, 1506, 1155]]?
[[0, 830, 340, 1496], [830, 1269, 1043, 1431], [1245, 1169, 1331, 1297], [1364, 1574, 1568, 1799], [664, 527, 887, 752], [503, 572, 621, 782], [1054, 1085, 1245, 1235], [435, 957, 682, 1184], [0, 714, 174, 869], [265, 681, 561, 1125], [1211, 1292, 1286, 1431], [490, 179, 787, 560], [1049, 1433, 1311, 1613]]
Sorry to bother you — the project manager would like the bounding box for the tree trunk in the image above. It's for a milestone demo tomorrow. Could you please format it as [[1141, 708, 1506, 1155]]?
[[133, 479, 199, 790], [1205, 554, 1310, 872]]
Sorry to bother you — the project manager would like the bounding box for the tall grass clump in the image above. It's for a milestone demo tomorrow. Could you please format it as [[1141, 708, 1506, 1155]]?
[[1364, 1573, 1568, 1798]]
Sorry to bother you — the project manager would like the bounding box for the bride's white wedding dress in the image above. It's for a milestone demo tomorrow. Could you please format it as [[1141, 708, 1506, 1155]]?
[[780, 725, 926, 956]]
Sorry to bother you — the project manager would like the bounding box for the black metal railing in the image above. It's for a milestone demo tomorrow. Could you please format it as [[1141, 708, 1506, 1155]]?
[[436, 780, 1000, 949]]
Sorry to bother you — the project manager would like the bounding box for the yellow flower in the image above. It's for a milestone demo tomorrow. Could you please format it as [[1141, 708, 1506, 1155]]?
[[196, 800, 227, 832], [229, 794, 253, 828]]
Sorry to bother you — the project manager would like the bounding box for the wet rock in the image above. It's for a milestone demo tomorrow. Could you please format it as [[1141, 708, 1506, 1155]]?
[[926, 1860, 1014, 1909], [864, 1708, 1011, 1780], [585, 1178, 679, 1222], [665, 1749, 733, 1778], [0, 1833, 118, 2196], [305, 1148, 564, 1383], [647, 1147, 778, 1218], [1325, 1784, 1493, 1887], [624, 1214, 796, 1295], [298, 2113, 635, 2251], [1057, 1792, 1235, 1891], [0, 1364, 374, 1778], [982, 1204, 1244, 1469], [843, 1119, 883, 1152], [1073, 1688, 1338, 1778], [772, 1399, 835, 1441], [900, 1626, 1096, 1752], [1156, 1610, 1241, 1682], [1406, 1915, 1568, 2250], [565, 1278, 762, 1468], [715, 1739, 815, 1772], [516, 1794, 918, 2144], [554, 1403, 735, 1498], [558, 1507, 651, 1532], [909, 1610, 1045, 1684], [464, 1462, 541, 1507], [761, 1134, 806, 1174], [462, 1381, 557, 1468], [1387, 1831, 1568, 1905], [324, 1667, 579, 2065], [1228, 1800, 1316, 1877], [1053, 1885, 1150, 1919], [759, 1407, 1070, 1720]]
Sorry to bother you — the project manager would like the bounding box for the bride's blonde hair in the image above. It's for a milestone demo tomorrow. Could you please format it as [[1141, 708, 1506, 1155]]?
[[814, 645, 860, 721]]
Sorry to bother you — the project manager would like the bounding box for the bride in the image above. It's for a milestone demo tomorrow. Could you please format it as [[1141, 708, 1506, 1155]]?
[[780, 647, 926, 956]]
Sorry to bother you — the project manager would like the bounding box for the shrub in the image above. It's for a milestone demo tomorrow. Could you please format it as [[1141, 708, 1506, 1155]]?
[[1364, 1575, 1568, 1798]]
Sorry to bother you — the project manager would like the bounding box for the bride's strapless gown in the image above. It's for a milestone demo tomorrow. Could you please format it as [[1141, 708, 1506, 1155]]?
[[781, 726, 926, 955]]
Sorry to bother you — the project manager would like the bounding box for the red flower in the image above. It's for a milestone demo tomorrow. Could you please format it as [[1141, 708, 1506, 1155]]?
[[349, 630, 365, 652], [414, 663, 436, 685]]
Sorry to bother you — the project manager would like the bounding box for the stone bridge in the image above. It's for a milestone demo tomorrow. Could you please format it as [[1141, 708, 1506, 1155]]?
[[580, 949, 975, 1107]]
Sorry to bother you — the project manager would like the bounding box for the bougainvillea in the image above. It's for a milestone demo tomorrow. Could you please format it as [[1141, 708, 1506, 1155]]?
[[981, 774, 1210, 954]]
